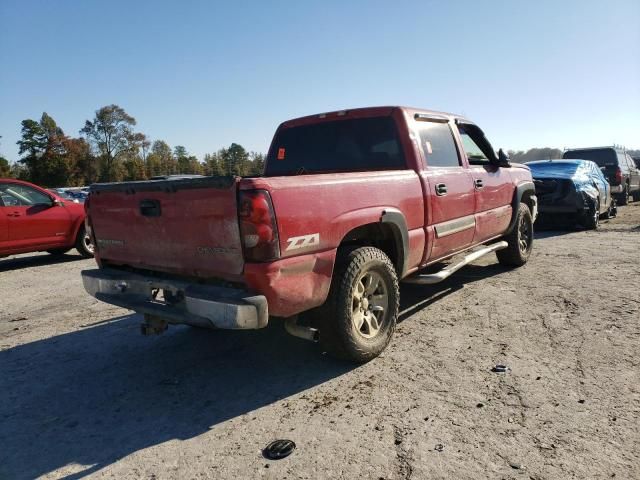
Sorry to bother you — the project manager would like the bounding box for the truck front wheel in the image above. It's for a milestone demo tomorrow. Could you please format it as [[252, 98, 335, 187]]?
[[320, 247, 399, 363], [496, 203, 533, 267]]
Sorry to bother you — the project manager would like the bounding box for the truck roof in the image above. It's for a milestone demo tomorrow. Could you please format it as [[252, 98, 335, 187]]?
[[281, 106, 471, 127]]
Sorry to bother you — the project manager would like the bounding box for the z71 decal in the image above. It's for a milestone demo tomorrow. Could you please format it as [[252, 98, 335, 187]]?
[[286, 233, 320, 251]]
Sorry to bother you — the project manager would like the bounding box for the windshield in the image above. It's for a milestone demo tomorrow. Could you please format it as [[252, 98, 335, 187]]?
[[265, 116, 406, 176], [562, 148, 616, 167]]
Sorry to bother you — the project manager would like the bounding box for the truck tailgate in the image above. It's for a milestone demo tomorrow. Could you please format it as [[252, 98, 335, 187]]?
[[89, 176, 244, 280]]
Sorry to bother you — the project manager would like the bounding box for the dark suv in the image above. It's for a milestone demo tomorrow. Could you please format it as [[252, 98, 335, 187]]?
[[562, 147, 640, 205]]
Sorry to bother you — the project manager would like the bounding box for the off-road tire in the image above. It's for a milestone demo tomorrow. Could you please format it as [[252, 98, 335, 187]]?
[[75, 225, 94, 258], [496, 203, 533, 267], [46, 248, 71, 256], [632, 190, 640, 202], [582, 199, 600, 230], [617, 184, 629, 206], [319, 246, 399, 363]]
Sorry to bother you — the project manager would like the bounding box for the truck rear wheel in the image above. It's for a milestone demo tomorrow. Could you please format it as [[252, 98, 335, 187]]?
[[319, 247, 399, 363], [496, 203, 533, 267]]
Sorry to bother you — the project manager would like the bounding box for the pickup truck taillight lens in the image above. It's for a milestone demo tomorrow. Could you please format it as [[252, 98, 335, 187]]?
[[238, 190, 280, 262], [615, 167, 623, 184]]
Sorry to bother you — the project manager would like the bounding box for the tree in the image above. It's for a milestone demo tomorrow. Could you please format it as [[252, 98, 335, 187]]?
[[249, 152, 265, 175], [133, 133, 151, 163], [0, 136, 11, 177], [147, 140, 174, 176], [81, 104, 137, 181], [222, 143, 249, 176], [174, 145, 189, 173], [0, 157, 10, 177], [63, 137, 95, 185], [17, 113, 71, 186], [203, 152, 223, 176]]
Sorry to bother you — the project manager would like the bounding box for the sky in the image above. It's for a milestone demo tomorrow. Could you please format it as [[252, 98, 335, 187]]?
[[1, 0, 639, 162]]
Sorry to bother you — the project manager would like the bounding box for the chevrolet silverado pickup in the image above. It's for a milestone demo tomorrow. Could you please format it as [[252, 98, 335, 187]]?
[[82, 106, 537, 362]]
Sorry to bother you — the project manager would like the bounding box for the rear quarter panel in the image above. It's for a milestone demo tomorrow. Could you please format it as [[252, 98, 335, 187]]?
[[241, 170, 425, 316]]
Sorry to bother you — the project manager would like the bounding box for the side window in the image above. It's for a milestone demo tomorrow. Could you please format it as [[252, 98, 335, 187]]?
[[416, 121, 460, 168], [0, 184, 52, 206], [457, 124, 495, 166]]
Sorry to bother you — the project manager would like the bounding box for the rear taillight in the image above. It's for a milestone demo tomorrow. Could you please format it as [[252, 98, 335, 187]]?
[[615, 167, 622, 184], [238, 190, 280, 261]]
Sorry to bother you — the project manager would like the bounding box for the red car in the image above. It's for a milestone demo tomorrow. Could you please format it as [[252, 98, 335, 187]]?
[[0, 179, 93, 259], [82, 106, 537, 361]]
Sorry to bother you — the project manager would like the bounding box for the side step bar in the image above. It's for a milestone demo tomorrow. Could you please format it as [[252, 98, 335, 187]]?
[[402, 241, 508, 285]]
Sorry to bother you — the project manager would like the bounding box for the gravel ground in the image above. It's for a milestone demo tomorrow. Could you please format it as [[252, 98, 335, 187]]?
[[1, 204, 639, 480]]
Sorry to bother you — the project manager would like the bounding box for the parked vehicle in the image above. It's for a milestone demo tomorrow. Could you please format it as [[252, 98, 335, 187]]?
[[0, 179, 94, 258], [527, 159, 615, 229], [47, 189, 80, 204], [562, 147, 640, 205], [64, 190, 88, 203], [81, 106, 537, 362]]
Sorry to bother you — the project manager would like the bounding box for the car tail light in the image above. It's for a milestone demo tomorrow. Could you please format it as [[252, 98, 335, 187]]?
[[615, 167, 622, 184], [238, 190, 280, 261]]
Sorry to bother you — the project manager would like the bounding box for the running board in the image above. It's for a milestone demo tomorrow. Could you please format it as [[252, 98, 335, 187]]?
[[402, 241, 508, 285]]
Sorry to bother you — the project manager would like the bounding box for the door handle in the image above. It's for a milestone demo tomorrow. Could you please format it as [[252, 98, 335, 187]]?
[[435, 183, 447, 196], [7, 212, 21, 217], [474, 179, 484, 189]]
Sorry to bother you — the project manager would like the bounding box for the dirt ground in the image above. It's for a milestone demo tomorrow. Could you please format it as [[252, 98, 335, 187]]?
[[1, 204, 639, 480]]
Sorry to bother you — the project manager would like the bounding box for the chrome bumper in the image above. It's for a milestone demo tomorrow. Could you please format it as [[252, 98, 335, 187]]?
[[81, 268, 268, 329]]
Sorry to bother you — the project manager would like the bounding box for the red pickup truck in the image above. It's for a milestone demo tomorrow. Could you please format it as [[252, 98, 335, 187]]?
[[82, 107, 537, 362]]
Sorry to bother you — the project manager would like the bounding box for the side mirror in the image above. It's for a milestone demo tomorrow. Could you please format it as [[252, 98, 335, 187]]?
[[496, 148, 511, 168], [52, 199, 64, 207]]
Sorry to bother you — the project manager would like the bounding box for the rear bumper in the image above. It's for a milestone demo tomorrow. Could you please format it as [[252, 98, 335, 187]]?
[[81, 268, 268, 329]]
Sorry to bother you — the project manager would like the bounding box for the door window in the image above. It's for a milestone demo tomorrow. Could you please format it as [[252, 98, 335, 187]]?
[[0, 184, 52, 206], [416, 122, 460, 167], [457, 124, 497, 166]]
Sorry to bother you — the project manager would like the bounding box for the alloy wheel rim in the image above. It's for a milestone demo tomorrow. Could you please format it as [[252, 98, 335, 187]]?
[[84, 234, 95, 254], [351, 271, 388, 339], [518, 216, 531, 253]]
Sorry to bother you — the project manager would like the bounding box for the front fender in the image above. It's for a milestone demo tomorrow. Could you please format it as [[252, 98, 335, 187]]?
[[506, 181, 536, 233]]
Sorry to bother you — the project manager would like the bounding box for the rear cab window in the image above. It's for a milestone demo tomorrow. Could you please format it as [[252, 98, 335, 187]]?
[[265, 116, 406, 176]]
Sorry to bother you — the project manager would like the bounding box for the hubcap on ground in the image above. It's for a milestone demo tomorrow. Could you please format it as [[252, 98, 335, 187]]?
[[351, 271, 388, 339], [518, 216, 531, 253]]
